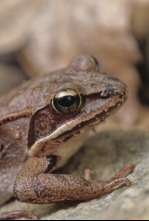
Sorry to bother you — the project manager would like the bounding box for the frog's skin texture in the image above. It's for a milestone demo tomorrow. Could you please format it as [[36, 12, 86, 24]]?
[[0, 55, 135, 220]]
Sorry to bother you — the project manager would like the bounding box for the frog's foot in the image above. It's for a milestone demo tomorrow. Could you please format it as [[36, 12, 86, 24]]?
[[0, 211, 39, 220], [99, 164, 135, 194]]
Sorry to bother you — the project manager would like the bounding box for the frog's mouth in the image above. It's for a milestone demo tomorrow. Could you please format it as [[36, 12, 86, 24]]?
[[54, 100, 123, 142]]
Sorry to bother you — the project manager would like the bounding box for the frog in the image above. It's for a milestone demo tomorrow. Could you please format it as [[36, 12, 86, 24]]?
[[0, 55, 135, 220]]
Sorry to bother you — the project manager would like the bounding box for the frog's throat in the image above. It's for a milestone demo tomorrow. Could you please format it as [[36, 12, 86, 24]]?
[[28, 101, 122, 157]]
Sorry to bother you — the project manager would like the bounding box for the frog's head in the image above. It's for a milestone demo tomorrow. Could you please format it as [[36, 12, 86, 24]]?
[[28, 55, 128, 161]]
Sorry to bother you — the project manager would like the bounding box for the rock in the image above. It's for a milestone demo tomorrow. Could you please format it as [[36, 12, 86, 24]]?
[[131, 0, 149, 41], [0, 0, 43, 54], [0, 130, 149, 220], [0, 63, 27, 95], [18, 0, 141, 76]]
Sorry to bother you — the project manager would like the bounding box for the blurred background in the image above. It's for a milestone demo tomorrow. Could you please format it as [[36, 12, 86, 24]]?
[[1, 1, 149, 219], [0, 0, 149, 130]]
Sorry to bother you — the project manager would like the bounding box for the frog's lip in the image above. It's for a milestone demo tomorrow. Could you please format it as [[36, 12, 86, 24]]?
[[54, 100, 124, 141]]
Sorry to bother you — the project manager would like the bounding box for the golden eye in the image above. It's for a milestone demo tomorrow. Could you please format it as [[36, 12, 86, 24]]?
[[52, 89, 82, 114], [68, 55, 100, 73]]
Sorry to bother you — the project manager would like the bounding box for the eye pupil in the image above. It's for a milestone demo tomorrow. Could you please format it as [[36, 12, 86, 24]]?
[[57, 96, 76, 108]]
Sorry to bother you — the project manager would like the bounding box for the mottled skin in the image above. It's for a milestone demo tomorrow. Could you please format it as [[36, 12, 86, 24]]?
[[0, 55, 135, 220]]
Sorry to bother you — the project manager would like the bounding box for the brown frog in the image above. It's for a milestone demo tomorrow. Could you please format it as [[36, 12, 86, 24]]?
[[0, 55, 135, 220]]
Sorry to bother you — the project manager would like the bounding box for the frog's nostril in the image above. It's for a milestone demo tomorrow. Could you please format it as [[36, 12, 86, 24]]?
[[100, 89, 110, 98], [100, 86, 115, 98], [100, 84, 125, 99]]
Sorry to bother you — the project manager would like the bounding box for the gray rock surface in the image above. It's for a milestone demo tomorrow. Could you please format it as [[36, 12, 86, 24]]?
[[0, 130, 149, 220]]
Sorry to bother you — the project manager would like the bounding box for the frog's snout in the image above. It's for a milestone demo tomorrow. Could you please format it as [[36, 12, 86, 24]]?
[[103, 76, 129, 101]]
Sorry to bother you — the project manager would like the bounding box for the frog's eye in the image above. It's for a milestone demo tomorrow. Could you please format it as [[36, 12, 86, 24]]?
[[68, 55, 100, 73], [90, 56, 100, 71], [52, 89, 82, 114]]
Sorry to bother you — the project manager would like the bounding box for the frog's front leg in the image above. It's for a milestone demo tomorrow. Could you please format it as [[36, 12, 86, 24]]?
[[14, 157, 135, 204]]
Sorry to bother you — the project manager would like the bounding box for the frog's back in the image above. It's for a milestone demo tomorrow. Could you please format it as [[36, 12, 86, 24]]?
[[0, 110, 30, 205], [0, 80, 36, 205]]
